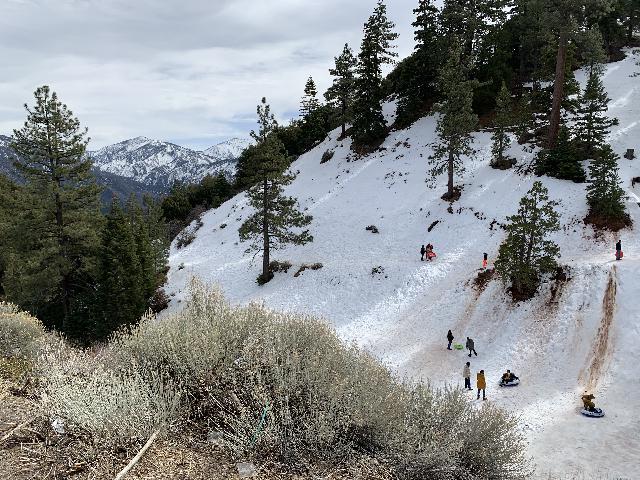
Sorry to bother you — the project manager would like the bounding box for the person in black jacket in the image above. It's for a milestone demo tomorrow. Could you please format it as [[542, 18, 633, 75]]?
[[616, 240, 622, 260], [447, 330, 454, 350], [421, 245, 426, 261], [466, 337, 477, 357]]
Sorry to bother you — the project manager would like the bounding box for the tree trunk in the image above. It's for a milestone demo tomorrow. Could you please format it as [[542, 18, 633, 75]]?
[[548, 29, 568, 149], [447, 149, 455, 198], [261, 178, 270, 282]]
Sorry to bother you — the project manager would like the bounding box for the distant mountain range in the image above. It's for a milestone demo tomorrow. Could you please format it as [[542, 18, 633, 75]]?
[[0, 135, 250, 201]]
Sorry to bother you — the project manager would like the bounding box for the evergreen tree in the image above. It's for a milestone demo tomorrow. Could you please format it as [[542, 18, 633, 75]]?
[[325, 44, 358, 137], [300, 76, 320, 118], [574, 67, 618, 159], [495, 181, 561, 299], [5, 86, 103, 331], [429, 40, 478, 200], [586, 145, 629, 228], [238, 98, 312, 284], [351, 0, 398, 146], [94, 199, 145, 339], [395, 0, 440, 126], [491, 82, 514, 169], [536, 124, 586, 182]]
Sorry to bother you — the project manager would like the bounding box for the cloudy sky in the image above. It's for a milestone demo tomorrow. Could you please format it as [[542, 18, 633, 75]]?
[[0, 0, 418, 150]]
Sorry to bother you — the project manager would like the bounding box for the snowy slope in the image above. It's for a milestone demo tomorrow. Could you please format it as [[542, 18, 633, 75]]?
[[91, 137, 248, 189], [165, 52, 640, 478]]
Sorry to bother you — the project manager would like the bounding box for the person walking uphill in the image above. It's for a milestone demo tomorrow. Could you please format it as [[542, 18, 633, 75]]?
[[421, 245, 426, 261], [477, 370, 487, 400], [616, 239, 623, 260], [447, 330, 454, 350], [463, 362, 472, 390], [466, 337, 477, 357]]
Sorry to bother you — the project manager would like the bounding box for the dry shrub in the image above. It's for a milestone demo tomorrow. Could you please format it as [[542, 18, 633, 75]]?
[[0, 302, 45, 361]]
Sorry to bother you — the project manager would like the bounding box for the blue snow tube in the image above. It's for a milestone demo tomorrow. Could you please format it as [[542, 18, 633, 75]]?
[[581, 408, 604, 418]]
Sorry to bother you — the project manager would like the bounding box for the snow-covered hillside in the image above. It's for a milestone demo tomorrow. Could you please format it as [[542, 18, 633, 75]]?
[[166, 52, 640, 477], [91, 137, 249, 189]]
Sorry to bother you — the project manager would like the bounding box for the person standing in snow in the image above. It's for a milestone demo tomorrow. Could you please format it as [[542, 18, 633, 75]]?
[[421, 245, 426, 261], [466, 337, 477, 357], [447, 330, 454, 350], [616, 240, 622, 260], [463, 361, 472, 390], [477, 370, 487, 400], [482, 252, 488, 269]]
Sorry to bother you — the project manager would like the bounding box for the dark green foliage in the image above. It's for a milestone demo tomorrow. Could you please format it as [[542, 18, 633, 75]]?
[[574, 67, 618, 159], [429, 39, 478, 200], [585, 145, 629, 230], [325, 44, 357, 137], [238, 98, 312, 284], [351, 0, 398, 147], [4, 86, 103, 331], [395, 0, 440, 127], [535, 125, 586, 182], [162, 174, 233, 238], [495, 181, 561, 300], [491, 82, 514, 169], [300, 76, 320, 118]]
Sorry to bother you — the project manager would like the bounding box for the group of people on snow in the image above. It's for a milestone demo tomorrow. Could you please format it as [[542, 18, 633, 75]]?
[[420, 244, 436, 261]]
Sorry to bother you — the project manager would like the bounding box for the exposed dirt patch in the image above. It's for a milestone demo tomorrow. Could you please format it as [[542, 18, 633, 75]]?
[[584, 210, 633, 232], [584, 268, 617, 391], [473, 268, 495, 292], [548, 266, 571, 306]]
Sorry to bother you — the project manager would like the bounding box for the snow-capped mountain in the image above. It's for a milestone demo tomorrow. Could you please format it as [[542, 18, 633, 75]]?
[[165, 52, 640, 478], [0, 135, 20, 181], [91, 137, 249, 189]]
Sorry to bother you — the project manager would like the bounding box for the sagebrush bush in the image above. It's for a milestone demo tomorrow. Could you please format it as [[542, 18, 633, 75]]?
[[99, 281, 531, 478], [0, 302, 45, 361]]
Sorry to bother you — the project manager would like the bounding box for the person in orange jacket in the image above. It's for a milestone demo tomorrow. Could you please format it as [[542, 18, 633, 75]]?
[[477, 370, 487, 400]]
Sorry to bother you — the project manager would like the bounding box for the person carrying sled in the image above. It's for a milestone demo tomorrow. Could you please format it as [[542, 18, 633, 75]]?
[[421, 245, 426, 261], [477, 370, 487, 400], [447, 330, 454, 350], [616, 240, 622, 261], [581, 392, 597, 412], [463, 361, 472, 390], [466, 337, 477, 357], [426, 243, 435, 261]]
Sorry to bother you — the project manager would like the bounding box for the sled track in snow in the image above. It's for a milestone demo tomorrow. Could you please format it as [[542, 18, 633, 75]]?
[[582, 267, 617, 391]]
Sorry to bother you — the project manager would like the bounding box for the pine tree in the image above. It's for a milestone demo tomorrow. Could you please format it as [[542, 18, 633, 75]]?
[[395, 0, 440, 126], [351, 0, 398, 146], [429, 39, 478, 200], [5, 86, 103, 331], [94, 199, 145, 339], [574, 67, 618, 159], [586, 145, 629, 228], [300, 76, 320, 118], [238, 98, 313, 284], [536, 124, 586, 182], [325, 44, 358, 137], [491, 82, 514, 169], [495, 181, 561, 299]]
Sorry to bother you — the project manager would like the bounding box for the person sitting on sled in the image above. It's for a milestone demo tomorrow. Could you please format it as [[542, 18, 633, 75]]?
[[581, 392, 597, 412], [501, 370, 518, 383], [426, 243, 436, 261]]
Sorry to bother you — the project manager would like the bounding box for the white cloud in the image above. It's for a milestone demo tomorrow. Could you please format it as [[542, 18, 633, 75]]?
[[0, 0, 417, 149]]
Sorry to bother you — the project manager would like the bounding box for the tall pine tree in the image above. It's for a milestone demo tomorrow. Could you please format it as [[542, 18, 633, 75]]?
[[495, 181, 561, 299], [6, 86, 103, 331], [325, 44, 357, 137], [491, 82, 514, 169], [429, 39, 478, 200], [585, 145, 629, 229], [574, 66, 618, 159], [351, 0, 398, 147], [238, 98, 313, 284], [300, 76, 320, 118], [395, 0, 440, 126]]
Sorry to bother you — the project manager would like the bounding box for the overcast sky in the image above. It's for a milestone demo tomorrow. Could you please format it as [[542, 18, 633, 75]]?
[[0, 0, 418, 150]]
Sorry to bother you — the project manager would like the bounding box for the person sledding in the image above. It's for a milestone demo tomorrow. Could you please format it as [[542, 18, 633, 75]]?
[[615, 240, 623, 261], [425, 243, 436, 261], [580, 392, 604, 417], [499, 369, 519, 386]]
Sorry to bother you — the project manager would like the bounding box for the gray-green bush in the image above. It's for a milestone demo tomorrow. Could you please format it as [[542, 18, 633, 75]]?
[[0, 302, 45, 360]]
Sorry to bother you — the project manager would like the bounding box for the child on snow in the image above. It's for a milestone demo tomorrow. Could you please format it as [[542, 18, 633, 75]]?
[[466, 337, 477, 357], [477, 370, 486, 400], [463, 362, 472, 390]]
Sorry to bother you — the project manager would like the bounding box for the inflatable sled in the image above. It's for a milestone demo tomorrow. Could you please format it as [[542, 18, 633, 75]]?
[[427, 252, 437, 260], [499, 378, 520, 387], [453, 343, 464, 350], [581, 408, 605, 418], [615, 251, 624, 260]]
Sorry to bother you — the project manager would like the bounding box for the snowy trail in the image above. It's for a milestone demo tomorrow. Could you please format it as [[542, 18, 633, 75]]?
[[166, 51, 640, 477]]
